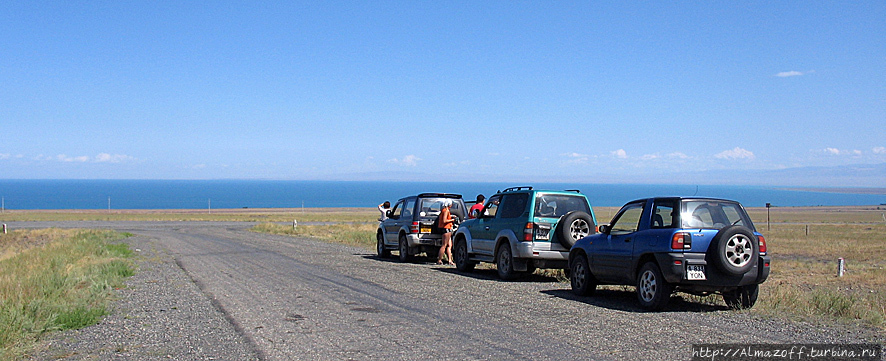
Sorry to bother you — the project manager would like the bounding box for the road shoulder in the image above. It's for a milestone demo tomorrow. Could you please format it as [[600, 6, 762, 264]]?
[[28, 233, 262, 360]]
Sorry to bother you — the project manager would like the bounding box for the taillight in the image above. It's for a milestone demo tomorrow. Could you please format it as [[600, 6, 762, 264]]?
[[671, 232, 691, 250], [758, 235, 767, 254], [410, 222, 419, 234], [523, 222, 534, 241]]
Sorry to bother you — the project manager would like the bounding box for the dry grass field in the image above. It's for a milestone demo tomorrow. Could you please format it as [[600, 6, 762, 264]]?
[[3, 205, 884, 331]]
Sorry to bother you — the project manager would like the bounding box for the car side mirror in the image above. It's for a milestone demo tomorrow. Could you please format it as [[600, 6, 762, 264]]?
[[598, 224, 611, 234]]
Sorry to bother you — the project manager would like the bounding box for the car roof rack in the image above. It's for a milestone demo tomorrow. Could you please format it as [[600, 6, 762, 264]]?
[[500, 186, 533, 193], [417, 193, 462, 198], [565, 189, 581, 193]]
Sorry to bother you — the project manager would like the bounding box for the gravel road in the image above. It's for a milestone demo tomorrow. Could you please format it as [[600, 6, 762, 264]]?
[[12, 221, 883, 360]]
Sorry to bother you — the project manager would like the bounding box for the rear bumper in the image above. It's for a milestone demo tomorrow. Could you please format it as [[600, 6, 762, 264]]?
[[406, 234, 442, 247], [656, 252, 771, 289]]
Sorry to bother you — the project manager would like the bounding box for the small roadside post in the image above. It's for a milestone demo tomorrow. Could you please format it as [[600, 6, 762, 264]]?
[[765, 203, 771, 231]]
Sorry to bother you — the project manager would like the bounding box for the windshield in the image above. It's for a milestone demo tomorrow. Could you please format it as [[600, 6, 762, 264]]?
[[681, 200, 750, 229], [534, 194, 590, 218], [418, 198, 463, 218]]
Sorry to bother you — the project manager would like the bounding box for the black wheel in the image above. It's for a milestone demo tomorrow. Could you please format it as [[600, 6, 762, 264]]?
[[496, 243, 518, 280], [398, 234, 412, 262], [570, 255, 596, 296], [710, 226, 758, 276], [557, 211, 595, 248], [636, 262, 672, 311], [376, 231, 391, 258], [454, 238, 475, 272], [722, 284, 759, 310]]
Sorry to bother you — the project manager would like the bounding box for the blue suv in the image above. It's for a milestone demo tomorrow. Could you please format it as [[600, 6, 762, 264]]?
[[569, 197, 770, 310]]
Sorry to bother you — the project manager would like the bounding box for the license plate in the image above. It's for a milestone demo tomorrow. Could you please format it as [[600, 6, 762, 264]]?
[[420, 227, 431, 233], [535, 227, 550, 240], [686, 265, 706, 280]]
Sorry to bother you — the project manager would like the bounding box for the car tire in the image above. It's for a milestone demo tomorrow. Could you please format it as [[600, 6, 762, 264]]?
[[570, 255, 596, 296], [454, 239, 475, 272], [722, 284, 759, 310], [376, 231, 390, 258], [496, 243, 518, 280], [398, 234, 412, 262], [710, 226, 758, 276], [636, 262, 672, 311], [557, 211, 595, 248]]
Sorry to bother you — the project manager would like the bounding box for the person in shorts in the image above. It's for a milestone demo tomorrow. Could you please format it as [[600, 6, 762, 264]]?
[[436, 200, 456, 265]]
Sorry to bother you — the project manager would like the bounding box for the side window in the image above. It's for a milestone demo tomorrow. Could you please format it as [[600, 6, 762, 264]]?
[[402, 199, 415, 219], [651, 200, 676, 229], [610, 202, 645, 235], [391, 201, 405, 219], [484, 196, 502, 217], [500, 193, 529, 219]]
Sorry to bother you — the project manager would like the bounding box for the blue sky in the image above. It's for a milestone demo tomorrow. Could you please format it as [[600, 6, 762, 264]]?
[[1, 1, 884, 186]]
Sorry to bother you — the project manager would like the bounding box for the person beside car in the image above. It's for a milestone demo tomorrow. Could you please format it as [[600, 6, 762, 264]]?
[[468, 194, 485, 219], [378, 201, 391, 222], [436, 200, 456, 265]]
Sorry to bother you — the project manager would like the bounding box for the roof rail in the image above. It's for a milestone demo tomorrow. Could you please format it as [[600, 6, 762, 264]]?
[[565, 189, 581, 193], [500, 186, 533, 193], [417, 193, 462, 198]]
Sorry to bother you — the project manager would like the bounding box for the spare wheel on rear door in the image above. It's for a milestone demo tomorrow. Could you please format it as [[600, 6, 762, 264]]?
[[708, 225, 758, 275], [557, 211, 594, 248]]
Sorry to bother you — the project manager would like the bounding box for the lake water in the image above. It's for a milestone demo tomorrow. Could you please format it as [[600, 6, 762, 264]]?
[[0, 179, 884, 210]]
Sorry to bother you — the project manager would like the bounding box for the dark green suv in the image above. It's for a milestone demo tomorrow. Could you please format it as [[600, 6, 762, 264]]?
[[453, 186, 597, 280]]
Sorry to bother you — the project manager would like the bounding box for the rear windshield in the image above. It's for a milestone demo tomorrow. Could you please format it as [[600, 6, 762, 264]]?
[[534, 194, 590, 218], [418, 198, 464, 218], [681, 200, 751, 229]]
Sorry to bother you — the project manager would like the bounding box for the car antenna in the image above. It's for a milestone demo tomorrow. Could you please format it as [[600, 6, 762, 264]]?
[[692, 185, 699, 196]]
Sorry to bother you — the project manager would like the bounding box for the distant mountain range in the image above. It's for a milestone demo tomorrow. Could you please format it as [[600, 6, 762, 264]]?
[[324, 163, 886, 189]]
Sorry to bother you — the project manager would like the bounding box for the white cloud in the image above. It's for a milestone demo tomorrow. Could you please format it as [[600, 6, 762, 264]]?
[[775, 70, 804, 77], [667, 152, 689, 159], [0, 153, 10, 160], [562, 152, 589, 164], [388, 154, 421, 166], [46, 153, 136, 163], [611, 149, 627, 159], [823, 148, 862, 156], [95, 153, 134, 163], [874, 147, 886, 154], [640, 153, 660, 160], [57, 154, 90, 162], [714, 147, 755, 160]]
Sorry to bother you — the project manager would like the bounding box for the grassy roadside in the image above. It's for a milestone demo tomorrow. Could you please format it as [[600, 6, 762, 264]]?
[[0, 208, 376, 223], [0, 229, 134, 359]]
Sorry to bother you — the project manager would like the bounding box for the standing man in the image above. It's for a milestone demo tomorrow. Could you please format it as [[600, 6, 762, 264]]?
[[378, 201, 391, 222], [468, 194, 485, 219]]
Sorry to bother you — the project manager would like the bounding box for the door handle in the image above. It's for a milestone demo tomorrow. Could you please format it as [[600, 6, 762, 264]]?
[[485, 226, 490, 230], [624, 238, 631, 242]]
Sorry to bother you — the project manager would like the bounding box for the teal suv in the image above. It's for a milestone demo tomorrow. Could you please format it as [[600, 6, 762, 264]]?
[[453, 187, 597, 280], [569, 197, 770, 310]]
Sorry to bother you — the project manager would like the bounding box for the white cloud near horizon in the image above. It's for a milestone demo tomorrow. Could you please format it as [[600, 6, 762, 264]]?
[[611, 149, 628, 159], [824, 148, 862, 156], [667, 152, 689, 159], [388, 154, 421, 166], [562, 152, 590, 164], [715, 147, 755, 160], [872, 147, 885, 154], [50, 153, 136, 163]]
